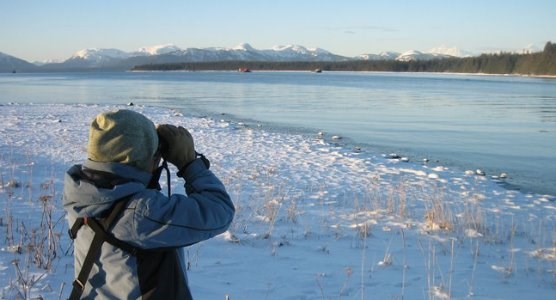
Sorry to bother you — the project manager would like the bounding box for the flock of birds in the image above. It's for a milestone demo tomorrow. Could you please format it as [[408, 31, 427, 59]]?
[[317, 130, 509, 181]]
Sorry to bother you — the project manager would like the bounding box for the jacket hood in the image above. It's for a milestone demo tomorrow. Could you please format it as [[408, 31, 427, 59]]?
[[63, 160, 153, 218]]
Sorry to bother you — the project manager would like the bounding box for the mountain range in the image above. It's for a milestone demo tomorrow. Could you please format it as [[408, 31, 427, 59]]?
[[0, 43, 541, 72]]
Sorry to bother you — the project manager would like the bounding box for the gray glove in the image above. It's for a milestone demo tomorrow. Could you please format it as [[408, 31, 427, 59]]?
[[156, 124, 196, 170]]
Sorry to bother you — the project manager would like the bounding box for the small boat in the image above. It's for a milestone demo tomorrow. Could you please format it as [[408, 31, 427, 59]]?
[[238, 68, 251, 73], [313, 68, 322, 73]]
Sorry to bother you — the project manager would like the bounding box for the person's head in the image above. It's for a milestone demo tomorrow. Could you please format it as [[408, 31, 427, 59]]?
[[87, 109, 160, 172]]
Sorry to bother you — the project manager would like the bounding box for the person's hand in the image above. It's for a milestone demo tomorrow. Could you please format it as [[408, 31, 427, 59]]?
[[156, 124, 196, 170]]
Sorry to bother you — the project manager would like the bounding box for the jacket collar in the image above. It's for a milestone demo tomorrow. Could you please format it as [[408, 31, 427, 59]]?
[[83, 160, 152, 186]]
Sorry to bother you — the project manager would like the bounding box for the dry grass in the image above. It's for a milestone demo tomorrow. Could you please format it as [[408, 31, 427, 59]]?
[[1, 145, 555, 299], [1, 158, 66, 299]]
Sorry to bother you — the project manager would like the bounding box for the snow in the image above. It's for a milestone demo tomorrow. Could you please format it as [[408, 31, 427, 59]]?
[[58, 43, 342, 67], [272, 45, 331, 55], [3, 42, 549, 69], [395, 50, 453, 62], [358, 49, 456, 62], [428, 46, 475, 58], [71, 48, 131, 60], [32, 59, 63, 66], [357, 51, 401, 61], [1, 103, 555, 299], [135, 44, 181, 55], [233, 43, 256, 52]]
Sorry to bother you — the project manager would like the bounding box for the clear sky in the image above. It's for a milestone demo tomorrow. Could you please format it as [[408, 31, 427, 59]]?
[[1, 0, 555, 62]]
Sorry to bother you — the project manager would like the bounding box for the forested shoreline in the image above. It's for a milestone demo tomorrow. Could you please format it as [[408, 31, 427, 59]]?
[[132, 42, 556, 76]]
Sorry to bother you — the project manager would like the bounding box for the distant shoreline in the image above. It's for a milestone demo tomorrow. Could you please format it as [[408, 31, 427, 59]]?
[[130, 46, 556, 76], [5, 69, 556, 79], [128, 69, 556, 79]]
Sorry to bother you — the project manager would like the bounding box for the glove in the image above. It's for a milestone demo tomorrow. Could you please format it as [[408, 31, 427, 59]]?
[[156, 124, 196, 170]]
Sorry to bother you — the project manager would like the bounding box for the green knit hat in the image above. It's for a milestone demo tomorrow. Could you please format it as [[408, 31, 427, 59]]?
[[87, 109, 158, 172]]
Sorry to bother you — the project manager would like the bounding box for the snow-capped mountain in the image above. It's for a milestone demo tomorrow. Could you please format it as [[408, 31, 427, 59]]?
[[395, 50, 453, 62], [268, 44, 342, 61], [32, 59, 63, 66], [427, 46, 475, 58], [516, 44, 542, 54], [0, 51, 38, 72], [357, 51, 400, 60], [357, 47, 472, 62], [57, 48, 133, 69], [480, 43, 544, 55], [170, 43, 345, 62], [1, 42, 544, 72], [40, 43, 349, 70], [134, 44, 182, 56], [71, 48, 131, 62], [232, 43, 257, 52], [68, 44, 182, 60]]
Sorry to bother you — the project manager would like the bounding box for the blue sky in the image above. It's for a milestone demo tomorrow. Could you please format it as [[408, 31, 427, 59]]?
[[1, 0, 555, 62]]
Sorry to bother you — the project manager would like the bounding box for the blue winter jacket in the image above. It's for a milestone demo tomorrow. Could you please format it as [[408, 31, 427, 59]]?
[[63, 158, 234, 299]]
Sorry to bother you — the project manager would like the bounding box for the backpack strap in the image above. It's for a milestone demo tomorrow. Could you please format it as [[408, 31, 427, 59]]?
[[68, 197, 137, 300]]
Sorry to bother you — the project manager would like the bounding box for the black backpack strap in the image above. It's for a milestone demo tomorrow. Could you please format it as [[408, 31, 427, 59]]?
[[69, 198, 134, 300], [68, 218, 84, 240], [69, 221, 105, 300]]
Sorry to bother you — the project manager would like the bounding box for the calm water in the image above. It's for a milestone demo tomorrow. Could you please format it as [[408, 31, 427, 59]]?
[[1, 71, 555, 195]]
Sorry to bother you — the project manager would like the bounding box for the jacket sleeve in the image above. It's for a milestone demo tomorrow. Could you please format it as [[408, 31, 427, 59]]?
[[129, 158, 235, 249]]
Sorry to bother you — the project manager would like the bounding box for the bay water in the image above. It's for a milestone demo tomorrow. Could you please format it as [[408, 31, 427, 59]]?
[[1, 71, 555, 196]]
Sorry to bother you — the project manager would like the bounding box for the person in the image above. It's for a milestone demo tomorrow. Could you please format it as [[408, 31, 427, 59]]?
[[63, 109, 235, 299]]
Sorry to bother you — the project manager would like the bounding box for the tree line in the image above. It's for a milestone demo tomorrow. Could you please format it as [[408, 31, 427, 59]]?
[[132, 42, 556, 76]]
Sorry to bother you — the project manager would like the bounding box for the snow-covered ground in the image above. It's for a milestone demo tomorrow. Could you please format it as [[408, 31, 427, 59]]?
[[0, 103, 554, 299]]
